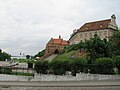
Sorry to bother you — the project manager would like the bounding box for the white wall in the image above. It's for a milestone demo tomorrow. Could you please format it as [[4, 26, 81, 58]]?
[[0, 73, 120, 81]]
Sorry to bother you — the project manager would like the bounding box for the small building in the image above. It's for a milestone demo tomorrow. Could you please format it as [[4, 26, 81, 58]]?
[[45, 36, 69, 57], [69, 14, 118, 45]]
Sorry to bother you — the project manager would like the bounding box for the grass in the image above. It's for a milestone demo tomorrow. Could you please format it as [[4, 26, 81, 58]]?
[[10, 72, 34, 76], [13, 59, 35, 63], [53, 51, 76, 61]]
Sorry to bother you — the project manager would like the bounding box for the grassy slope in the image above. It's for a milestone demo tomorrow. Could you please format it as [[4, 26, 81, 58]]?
[[53, 51, 76, 61]]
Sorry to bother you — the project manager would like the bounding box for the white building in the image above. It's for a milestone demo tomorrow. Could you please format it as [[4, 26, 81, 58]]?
[[69, 14, 118, 44]]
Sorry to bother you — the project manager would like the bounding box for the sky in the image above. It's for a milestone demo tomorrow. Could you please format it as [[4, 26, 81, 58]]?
[[0, 0, 120, 56]]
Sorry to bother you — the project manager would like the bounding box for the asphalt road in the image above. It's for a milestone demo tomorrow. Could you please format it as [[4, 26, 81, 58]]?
[[0, 80, 120, 87]]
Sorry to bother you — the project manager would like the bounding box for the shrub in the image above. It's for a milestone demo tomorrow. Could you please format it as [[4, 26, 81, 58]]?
[[113, 56, 120, 73], [70, 57, 87, 76], [50, 60, 70, 75], [0, 67, 12, 74], [94, 58, 114, 74], [34, 61, 49, 74]]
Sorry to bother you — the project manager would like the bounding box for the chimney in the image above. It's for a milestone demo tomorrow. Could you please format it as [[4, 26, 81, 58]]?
[[59, 35, 61, 39]]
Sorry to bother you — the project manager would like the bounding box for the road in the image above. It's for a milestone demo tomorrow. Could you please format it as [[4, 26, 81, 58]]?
[[0, 80, 120, 87], [0, 80, 120, 90]]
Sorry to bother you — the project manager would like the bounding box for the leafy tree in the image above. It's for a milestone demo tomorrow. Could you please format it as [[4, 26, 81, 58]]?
[[113, 56, 120, 73], [0, 67, 12, 74], [0, 51, 11, 61], [85, 34, 112, 64], [0, 49, 2, 53], [34, 49, 45, 58], [70, 57, 87, 76], [64, 42, 86, 53], [34, 61, 49, 74], [110, 30, 120, 55], [26, 55, 31, 59], [94, 58, 114, 74], [34, 61, 42, 74], [50, 60, 70, 75], [42, 61, 49, 74]]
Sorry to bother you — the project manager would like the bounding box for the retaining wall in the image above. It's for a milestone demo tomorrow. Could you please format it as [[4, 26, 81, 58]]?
[[0, 73, 120, 81]]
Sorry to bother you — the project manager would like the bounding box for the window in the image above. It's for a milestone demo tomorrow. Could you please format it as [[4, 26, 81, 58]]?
[[99, 31, 102, 36], [104, 31, 107, 35], [90, 32, 92, 38], [100, 25, 103, 28], [75, 41, 79, 44], [86, 27, 88, 29], [80, 34, 82, 37], [95, 31, 97, 34], [85, 33, 87, 37]]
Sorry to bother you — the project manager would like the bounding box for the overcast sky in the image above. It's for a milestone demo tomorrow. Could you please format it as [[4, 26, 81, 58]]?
[[0, 0, 120, 56]]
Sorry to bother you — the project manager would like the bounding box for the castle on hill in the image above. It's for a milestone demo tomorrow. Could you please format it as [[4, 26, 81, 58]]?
[[44, 36, 69, 57], [69, 14, 118, 44], [44, 14, 118, 58]]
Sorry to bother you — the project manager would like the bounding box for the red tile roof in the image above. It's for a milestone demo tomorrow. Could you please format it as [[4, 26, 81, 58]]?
[[53, 39, 68, 45], [61, 40, 69, 45], [53, 39, 62, 44], [79, 19, 111, 32]]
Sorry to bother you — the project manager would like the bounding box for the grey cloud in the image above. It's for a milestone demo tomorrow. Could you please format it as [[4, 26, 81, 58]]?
[[0, 0, 120, 56]]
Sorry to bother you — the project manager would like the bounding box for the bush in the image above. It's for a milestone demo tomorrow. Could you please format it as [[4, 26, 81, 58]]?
[[50, 60, 70, 75], [94, 58, 114, 74], [113, 56, 120, 73], [0, 67, 12, 74], [70, 57, 87, 76], [34, 61, 49, 74]]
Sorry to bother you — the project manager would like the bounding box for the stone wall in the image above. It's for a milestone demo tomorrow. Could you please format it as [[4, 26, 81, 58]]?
[[0, 86, 120, 90], [0, 73, 120, 81]]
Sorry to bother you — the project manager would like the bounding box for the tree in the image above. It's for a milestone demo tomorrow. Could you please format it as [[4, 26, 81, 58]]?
[[70, 57, 87, 76], [0, 49, 2, 53], [34, 50, 45, 58], [113, 56, 120, 73], [34, 61, 49, 74], [0, 51, 11, 61], [26, 55, 31, 59], [34, 61, 42, 74], [50, 60, 70, 75], [110, 30, 120, 55], [85, 34, 112, 64], [94, 58, 114, 74], [64, 42, 86, 53]]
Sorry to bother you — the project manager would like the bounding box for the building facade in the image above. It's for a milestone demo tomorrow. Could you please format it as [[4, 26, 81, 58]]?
[[69, 14, 118, 45], [45, 36, 69, 57]]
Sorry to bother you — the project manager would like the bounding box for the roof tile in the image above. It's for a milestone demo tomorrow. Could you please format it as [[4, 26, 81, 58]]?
[[79, 19, 111, 32]]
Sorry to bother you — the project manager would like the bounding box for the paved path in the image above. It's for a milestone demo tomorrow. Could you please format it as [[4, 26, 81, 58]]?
[[0, 80, 120, 90], [0, 80, 120, 87], [44, 54, 58, 62]]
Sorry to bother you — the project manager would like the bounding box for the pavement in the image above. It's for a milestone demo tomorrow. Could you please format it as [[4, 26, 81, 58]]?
[[0, 80, 120, 87], [44, 54, 58, 62]]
